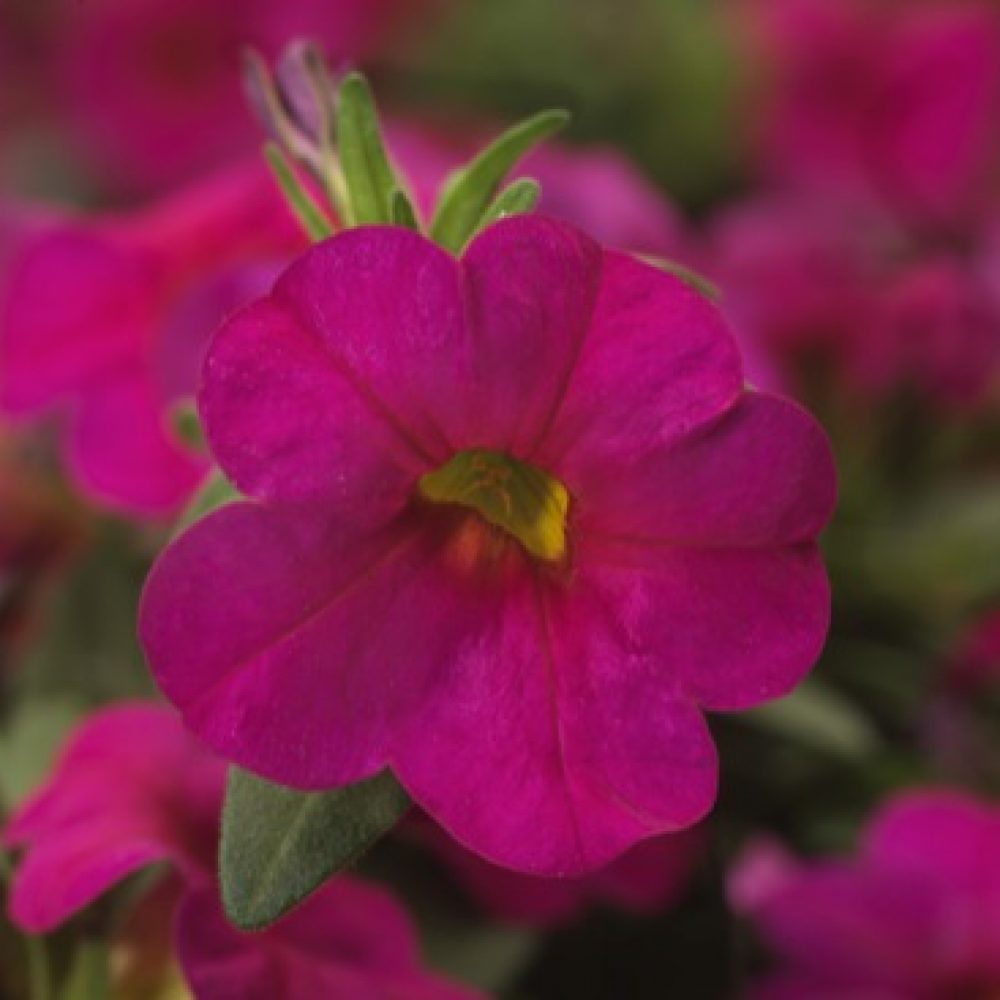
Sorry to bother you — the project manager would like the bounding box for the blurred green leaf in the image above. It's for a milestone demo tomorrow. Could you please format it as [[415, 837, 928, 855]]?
[[741, 679, 881, 759], [390, 186, 420, 229], [220, 768, 410, 930], [430, 109, 569, 251], [13, 528, 155, 706], [336, 72, 400, 225], [59, 941, 108, 1000], [0, 698, 83, 809]]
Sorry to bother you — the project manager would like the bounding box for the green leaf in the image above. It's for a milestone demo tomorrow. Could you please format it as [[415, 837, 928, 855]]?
[[742, 679, 880, 759], [336, 72, 399, 225], [220, 767, 410, 930], [264, 142, 334, 242], [430, 109, 569, 252], [390, 187, 420, 230], [59, 942, 109, 1000], [478, 177, 541, 231], [174, 469, 241, 535]]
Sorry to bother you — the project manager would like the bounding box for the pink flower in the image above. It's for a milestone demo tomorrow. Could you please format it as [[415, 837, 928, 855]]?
[[0, 161, 303, 517], [4, 702, 476, 998], [176, 882, 478, 1000], [739, 0, 1000, 228], [140, 215, 835, 876], [3, 702, 225, 933], [731, 790, 1000, 998], [411, 813, 703, 925], [53, 0, 426, 191]]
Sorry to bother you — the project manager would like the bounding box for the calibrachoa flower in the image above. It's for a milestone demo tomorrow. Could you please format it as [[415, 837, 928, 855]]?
[[176, 884, 477, 1000], [737, 0, 1000, 228], [411, 813, 704, 926], [3, 703, 476, 1000], [731, 790, 1000, 998], [0, 161, 303, 517], [141, 215, 836, 876], [3, 702, 224, 932]]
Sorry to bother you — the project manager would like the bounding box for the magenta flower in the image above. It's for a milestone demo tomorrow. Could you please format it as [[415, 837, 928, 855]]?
[[740, 0, 1000, 227], [412, 813, 703, 926], [0, 161, 303, 516], [4, 702, 475, 999], [141, 215, 835, 876], [3, 702, 225, 933], [731, 790, 1000, 998], [55, 0, 430, 191], [177, 881, 479, 1000]]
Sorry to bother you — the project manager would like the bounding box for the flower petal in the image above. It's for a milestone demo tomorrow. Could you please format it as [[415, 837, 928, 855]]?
[[391, 564, 717, 877], [140, 503, 472, 788], [455, 215, 603, 454], [537, 248, 743, 474], [176, 878, 479, 1000], [574, 392, 836, 548], [67, 371, 207, 517], [3, 704, 223, 932]]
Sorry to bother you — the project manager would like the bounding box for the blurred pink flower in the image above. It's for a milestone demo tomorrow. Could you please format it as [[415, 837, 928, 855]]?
[[0, 161, 303, 517], [739, 0, 1000, 229], [412, 813, 703, 926], [706, 193, 1000, 407], [140, 216, 835, 877], [3, 702, 224, 933], [176, 883, 479, 1000], [53, 0, 423, 192], [731, 790, 1000, 998], [947, 611, 1000, 692], [3, 702, 476, 999]]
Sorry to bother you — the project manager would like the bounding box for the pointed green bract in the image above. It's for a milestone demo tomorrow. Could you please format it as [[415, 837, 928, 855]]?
[[479, 177, 541, 231], [264, 143, 334, 242], [219, 767, 411, 930], [430, 109, 569, 252], [175, 470, 241, 535], [336, 72, 400, 225], [390, 187, 420, 229]]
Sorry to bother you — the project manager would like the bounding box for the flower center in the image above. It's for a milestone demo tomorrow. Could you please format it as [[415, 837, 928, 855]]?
[[418, 449, 569, 563]]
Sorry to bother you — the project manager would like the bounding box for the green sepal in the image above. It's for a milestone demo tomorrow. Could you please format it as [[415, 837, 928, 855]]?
[[390, 187, 420, 229], [430, 109, 569, 252], [219, 767, 411, 930], [478, 177, 541, 232], [174, 470, 241, 535], [169, 399, 206, 452], [264, 142, 335, 242], [336, 72, 400, 225]]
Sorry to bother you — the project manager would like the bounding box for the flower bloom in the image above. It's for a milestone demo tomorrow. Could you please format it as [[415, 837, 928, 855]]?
[[411, 813, 703, 925], [0, 161, 303, 517], [738, 0, 1000, 228], [141, 215, 835, 876], [731, 790, 1000, 998], [3, 703, 476, 999]]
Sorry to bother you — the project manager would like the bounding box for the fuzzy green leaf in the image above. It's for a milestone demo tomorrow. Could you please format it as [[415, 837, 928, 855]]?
[[430, 109, 569, 252], [336, 72, 398, 225], [478, 177, 541, 232], [390, 187, 420, 230], [220, 767, 410, 930]]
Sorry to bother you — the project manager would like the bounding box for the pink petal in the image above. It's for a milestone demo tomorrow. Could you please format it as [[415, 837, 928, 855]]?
[[573, 391, 836, 547], [391, 563, 718, 877], [537, 248, 743, 474], [140, 503, 474, 788], [0, 226, 154, 414], [455, 214, 603, 454], [67, 371, 208, 518], [175, 879, 479, 1000], [3, 704, 224, 932]]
